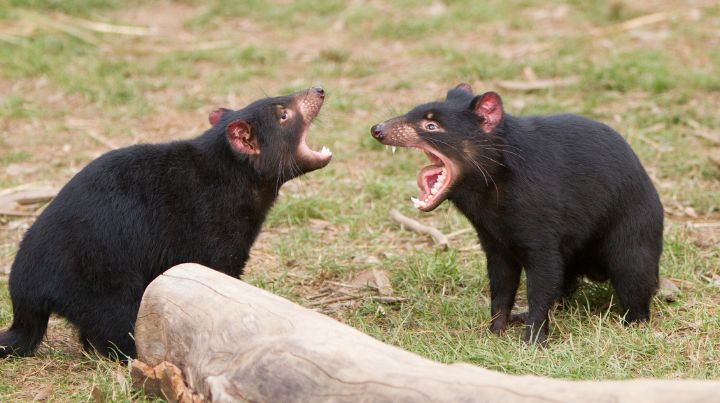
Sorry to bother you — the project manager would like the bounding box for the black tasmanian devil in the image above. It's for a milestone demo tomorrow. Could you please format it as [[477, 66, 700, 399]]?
[[0, 87, 332, 359], [370, 83, 663, 345]]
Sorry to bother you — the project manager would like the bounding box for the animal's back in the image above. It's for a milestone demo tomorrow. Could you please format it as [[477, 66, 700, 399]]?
[[503, 113, 662, 276]]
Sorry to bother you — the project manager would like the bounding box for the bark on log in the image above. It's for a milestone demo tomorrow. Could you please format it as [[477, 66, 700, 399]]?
[[135, 264, 720, 403]]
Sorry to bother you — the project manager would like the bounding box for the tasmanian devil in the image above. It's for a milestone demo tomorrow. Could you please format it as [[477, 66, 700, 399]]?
[[370, 83, 663, 345], [0, 87, 332, 359]]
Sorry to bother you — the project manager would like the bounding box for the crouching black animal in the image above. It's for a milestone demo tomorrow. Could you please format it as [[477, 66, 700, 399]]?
[[0, 87, 332, 359], [370, 83, 663, 345]]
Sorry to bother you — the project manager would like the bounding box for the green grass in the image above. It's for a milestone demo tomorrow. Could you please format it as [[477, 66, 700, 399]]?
[[0, 0, 122, 18], [1, 0, 720, 400]]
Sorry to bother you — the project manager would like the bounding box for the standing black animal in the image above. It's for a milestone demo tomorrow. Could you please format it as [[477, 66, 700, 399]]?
[[370, 84, 663, 345], [0, 87, 332, 359]]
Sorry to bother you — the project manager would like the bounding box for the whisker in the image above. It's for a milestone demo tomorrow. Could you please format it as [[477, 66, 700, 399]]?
[[426, 137, 500, 194]]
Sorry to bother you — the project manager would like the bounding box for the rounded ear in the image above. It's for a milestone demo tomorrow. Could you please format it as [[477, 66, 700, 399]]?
[[446, 83, 474, 101], [226, 120, 259, 155], [455, 83, 473, 94], [471, 92, 503, 133], [209, 107, 230, 126]]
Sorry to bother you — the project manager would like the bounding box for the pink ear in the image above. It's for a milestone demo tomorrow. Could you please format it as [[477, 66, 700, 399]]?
[[209, 107, 230, 126], [225, 120, 259, 155], [473, 92, 503, 133], [456, 83, 473, 94]]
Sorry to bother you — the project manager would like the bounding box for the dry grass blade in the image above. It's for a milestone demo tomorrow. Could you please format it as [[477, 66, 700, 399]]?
[[496, 77, 578, 92], [21, 11, 99, 45], [370, 296, 406, 303], [0, 209, 38, 217], [63, 17, 157, 36], [307, 294, 359, 307], [593, 12, 668, 36], [389, 209, 449, 250]]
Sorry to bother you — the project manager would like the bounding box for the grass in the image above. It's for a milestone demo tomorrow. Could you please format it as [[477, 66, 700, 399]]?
[[1, 0, 719, 400]]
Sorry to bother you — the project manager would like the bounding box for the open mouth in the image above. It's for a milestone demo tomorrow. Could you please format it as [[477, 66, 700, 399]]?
[[296, 92, 332, 170], [411, 145, 456, 211], [297, 126, 332, 169]]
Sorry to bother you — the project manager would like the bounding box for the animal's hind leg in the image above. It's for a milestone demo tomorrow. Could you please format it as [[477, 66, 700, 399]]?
[[75, 298, 139, 360], [0, 305, 50, 357], [603, 224, 660, 324]]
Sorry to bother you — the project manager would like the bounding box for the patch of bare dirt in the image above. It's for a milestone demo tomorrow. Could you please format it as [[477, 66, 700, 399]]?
[[111, 1, 200, 33]]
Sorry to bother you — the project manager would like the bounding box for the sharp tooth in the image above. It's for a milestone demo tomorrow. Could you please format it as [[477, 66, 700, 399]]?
[[411, 197, 426, 209], [392, 146, 397, 154]]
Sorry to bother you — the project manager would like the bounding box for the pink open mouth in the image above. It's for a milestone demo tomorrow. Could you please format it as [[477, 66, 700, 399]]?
[[412, 145, 456, 211], [297, 125, 332, 169], [296, 90, 332, 171]]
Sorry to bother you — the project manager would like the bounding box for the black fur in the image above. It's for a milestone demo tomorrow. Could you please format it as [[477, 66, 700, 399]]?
[[0, 87, 330, 359], [372, 84, 663, 345]]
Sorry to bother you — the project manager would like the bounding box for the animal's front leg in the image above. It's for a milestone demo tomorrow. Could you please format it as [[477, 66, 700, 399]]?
[[486, 249, 522, 335], [524, 251, 565, 346]]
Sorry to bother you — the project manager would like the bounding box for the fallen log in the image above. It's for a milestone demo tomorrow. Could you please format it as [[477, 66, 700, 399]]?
[[134, 263, 720, 402]]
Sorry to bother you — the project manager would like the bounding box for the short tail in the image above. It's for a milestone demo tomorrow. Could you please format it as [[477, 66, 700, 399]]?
[[0, 308, 50, 358]]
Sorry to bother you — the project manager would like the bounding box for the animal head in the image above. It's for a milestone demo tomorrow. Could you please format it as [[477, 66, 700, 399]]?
[[209, 87, 332, 182], [370, 83, 506, 211]]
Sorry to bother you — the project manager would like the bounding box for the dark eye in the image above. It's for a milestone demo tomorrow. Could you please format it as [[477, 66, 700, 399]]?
[[280, 110, 289, 121], [425, 122, 438, 131]]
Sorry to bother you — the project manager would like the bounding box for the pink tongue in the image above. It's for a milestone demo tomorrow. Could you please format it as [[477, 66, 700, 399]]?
[[417, 165, 443, 195]]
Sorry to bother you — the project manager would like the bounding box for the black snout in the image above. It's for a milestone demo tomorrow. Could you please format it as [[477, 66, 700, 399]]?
[[312, 86, 325, 97], [371, 123, 385, 140]]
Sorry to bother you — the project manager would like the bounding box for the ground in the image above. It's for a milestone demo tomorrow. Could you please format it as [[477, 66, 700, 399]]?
[[1, 0, 719, 401]]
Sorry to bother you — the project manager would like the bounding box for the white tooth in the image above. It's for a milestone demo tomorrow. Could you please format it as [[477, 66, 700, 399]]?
[[392, 146, 397, 154], [411, 197, 425, 208]]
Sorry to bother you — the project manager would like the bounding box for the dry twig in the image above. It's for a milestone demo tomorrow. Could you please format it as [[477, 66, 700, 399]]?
[[389, 209, 449, 250]]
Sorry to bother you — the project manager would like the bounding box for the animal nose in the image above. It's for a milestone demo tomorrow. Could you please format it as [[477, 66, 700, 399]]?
[[371, 123, 385, 140], [312, 86, 325, 97]]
